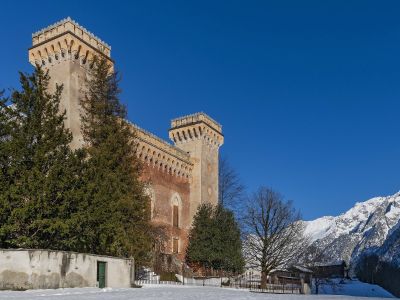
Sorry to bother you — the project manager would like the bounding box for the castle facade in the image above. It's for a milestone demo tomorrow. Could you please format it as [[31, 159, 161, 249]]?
[[28, 18, 223, 259]]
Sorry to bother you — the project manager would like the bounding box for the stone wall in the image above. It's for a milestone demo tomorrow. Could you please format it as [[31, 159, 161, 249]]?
[[0, 249, 133, 290]]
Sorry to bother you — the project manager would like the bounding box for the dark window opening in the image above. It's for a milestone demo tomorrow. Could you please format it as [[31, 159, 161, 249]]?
[[173, 205, 179, 228], [173, 238, 179, 254]]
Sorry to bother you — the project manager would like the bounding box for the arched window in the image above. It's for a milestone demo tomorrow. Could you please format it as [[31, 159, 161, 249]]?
[[171, 193, 181, 228]]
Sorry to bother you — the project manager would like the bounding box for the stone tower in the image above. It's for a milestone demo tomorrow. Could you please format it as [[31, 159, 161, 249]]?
[[28, 17, 112, 149], [169, 113, 224, 220]]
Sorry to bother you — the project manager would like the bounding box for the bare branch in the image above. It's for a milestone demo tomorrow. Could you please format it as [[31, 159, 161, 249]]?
[[242, 186, 309, 287], [218, 156, 245, 210]]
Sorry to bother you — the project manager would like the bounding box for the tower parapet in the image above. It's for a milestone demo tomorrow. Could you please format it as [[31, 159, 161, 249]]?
[[29, 17, 112, 148], [29, 17, 111, 68], [169, 112, 224, 149], [132, 122, 193, 180]]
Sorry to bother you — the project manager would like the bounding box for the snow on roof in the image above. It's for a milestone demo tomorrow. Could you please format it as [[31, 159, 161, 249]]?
[[313, 261, 347, 267], [292, 265, 313, 273], [270, 265, 313, 274]]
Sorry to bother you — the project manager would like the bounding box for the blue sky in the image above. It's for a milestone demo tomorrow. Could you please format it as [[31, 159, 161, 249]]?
[[1, 1, 400, 220]]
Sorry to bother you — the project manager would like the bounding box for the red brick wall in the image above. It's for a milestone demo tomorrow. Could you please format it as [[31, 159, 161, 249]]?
[[141, 165, 191, 260]]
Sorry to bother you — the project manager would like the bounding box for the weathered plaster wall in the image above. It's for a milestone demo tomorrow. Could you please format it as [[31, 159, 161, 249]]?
[[0, 249, 133, 290], [200, 140, 219, 206], [46, 59, 87, 149]]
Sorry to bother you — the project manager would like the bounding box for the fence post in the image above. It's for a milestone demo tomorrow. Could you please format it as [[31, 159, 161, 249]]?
[[250, 272, 252, 291], [182, 264, 185, 286]]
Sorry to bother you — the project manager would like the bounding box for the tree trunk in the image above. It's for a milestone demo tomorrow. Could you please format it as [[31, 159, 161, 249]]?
[[261, 271, 267, 289]]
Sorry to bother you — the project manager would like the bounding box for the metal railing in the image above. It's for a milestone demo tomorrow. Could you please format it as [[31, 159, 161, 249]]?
[[134, 278, 302, 294], [134, 277, 223, 287], [250, 283, 301, 294]]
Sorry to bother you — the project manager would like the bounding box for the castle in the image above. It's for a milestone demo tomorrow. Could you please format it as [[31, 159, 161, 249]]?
[[28, 18, 223, 259]]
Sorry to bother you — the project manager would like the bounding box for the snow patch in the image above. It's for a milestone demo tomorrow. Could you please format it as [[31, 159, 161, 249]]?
[[0, 285, 394, 300], [304, 216, 335, 242], [317, 279, 394, 298]]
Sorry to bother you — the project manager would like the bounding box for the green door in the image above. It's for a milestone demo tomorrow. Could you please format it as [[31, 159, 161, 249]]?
[[97, 261, 106, 288]]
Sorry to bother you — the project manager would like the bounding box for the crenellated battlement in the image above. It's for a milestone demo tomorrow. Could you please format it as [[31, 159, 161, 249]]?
[[29, 17, 111, 68], [169, 112, 224, 149], [32, 17, 111, 50], [132, 123, 193, 180], [171, 112, 222, 133]]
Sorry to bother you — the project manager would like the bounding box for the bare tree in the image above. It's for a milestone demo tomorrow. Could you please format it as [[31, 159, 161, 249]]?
[[243, 187, 308, 288], [218, 156, 245, 210]]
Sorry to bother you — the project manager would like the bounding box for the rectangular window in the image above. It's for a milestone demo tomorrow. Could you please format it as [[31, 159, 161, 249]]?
[[173, 205, 179, 227], [173, 238, 179, 254]]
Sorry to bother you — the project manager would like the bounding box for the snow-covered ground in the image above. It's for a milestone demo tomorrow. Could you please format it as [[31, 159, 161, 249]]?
[[0, 284, 394, 300], [317, 280, 394, 298]]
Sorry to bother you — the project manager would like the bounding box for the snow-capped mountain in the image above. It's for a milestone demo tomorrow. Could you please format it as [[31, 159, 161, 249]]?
[[304, 192, 400, 266]]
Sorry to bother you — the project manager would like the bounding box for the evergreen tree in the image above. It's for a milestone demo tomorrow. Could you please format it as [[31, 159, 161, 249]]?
[[356, 254, 400, 297], [79, 57, 152, 263], [0, 91, 13, 234], [0, 68, 81, 249], [213, 205, 245, 273], [0, 90, 11, 182], [186, 203, 215, 270], [186, 203, 245, 274], [0, 90, 9, 140]]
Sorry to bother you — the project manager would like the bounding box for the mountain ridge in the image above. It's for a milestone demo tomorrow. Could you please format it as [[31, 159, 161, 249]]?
[[303, 191, 400, 267]]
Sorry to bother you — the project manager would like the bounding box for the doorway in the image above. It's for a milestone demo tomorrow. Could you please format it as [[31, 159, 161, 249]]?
[[97, 261, 107, 288]]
